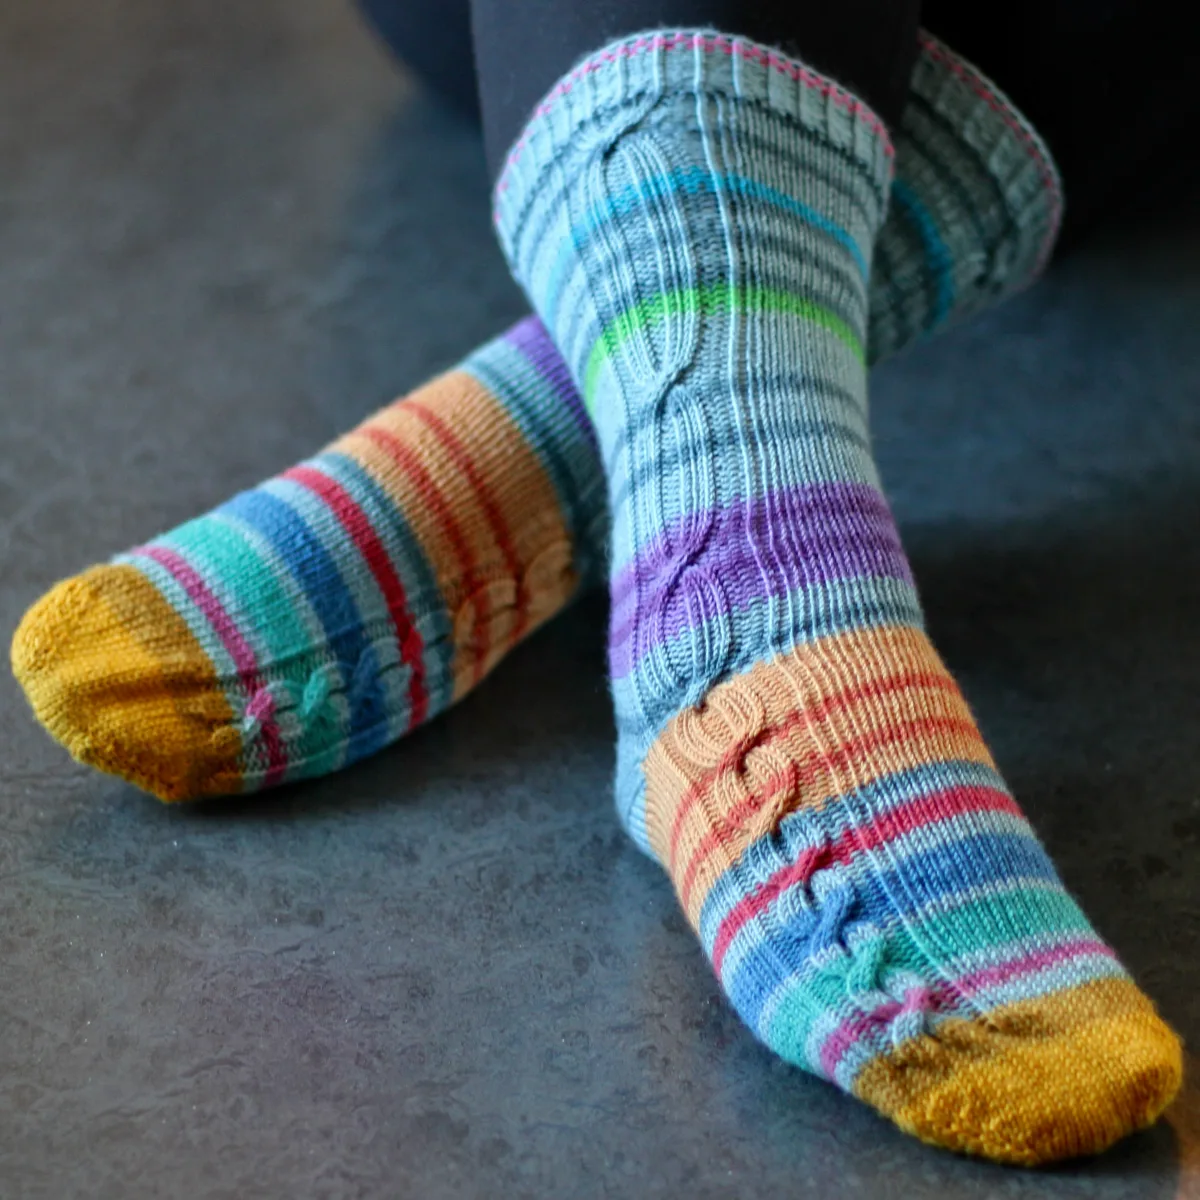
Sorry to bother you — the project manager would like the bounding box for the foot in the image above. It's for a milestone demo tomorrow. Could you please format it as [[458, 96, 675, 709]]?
[[12, 321, 604, 799]]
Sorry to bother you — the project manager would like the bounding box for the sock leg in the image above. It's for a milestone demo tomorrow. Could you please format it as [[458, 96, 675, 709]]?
[[469, 0, 922, 180], [494, 30, 1180, 1163]]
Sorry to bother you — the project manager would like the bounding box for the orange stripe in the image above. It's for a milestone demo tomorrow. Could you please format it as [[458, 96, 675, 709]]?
[[673, 714, 985, 916], [664, 667, 959, 870], [405, 396, 529, 643], [358, 421, 491, 685]]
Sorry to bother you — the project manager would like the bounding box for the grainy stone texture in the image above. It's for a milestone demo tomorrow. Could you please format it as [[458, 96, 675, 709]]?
[[0, 2, 1197, 1197]]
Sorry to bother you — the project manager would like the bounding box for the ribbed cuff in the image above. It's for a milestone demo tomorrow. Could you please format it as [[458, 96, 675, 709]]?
[[493, 29, 896, 267], [912, 32, 1064, 274]]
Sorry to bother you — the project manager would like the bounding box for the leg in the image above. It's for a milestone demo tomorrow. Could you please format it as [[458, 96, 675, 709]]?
[[922, 1, 1199, 244], [491, 13, 1180, 1163]]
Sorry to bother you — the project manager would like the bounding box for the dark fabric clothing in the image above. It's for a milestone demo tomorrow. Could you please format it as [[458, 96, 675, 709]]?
[[466, 0, 922, 180], [358, 0, 480, 117], [357, 0, 1196, 244]]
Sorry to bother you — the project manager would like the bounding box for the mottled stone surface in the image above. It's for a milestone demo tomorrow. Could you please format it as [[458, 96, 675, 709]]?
[[0, 2, 1197, 1197]]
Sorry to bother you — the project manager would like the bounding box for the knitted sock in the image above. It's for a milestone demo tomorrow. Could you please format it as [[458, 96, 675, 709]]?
[[12, 327, 606, 799], [493, 29, 1180, 1165], [12, 34, 1058, 801]]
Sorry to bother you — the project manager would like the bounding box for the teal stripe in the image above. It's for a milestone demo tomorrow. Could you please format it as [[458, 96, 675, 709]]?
[[210, 511, 350, 783], [890, 178, 955, 331]]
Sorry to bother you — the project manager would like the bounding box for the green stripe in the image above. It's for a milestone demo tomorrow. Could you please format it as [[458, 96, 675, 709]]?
[[582, 284, 865, 407]]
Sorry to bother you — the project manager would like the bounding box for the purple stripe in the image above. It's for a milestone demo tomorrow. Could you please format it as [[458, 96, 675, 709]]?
[[505, 315, 596, 445], [609, 483, 913, 679], [135, 543, 287, 787]]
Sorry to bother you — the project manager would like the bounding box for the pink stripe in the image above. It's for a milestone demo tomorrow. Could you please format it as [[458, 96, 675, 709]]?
[[817, 937, 1116, 1078], [137, 543, 287, 787], [710, 785, 1015, 977], [495, 31, 893, 212], [954, 937, 1116, 997], [819, 986, 933, 1079]]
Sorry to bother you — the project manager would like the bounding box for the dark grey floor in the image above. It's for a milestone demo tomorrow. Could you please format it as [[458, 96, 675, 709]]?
[[1, 2, 1198, 1197]]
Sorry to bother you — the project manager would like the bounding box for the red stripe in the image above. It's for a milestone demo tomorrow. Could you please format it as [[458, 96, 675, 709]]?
[[711, 843, 837, 976], [666, 669, 959, 872], [708, 783, 1015, 976], [405, 397, 529, 644], [283, 464, 428, 728], [361, 424, 491, 685], [137, 543, 288, 788], [673, 708, 978, 906]]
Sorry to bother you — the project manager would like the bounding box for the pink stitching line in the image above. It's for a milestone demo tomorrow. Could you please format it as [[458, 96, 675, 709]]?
[[495, 31, 894, 208], [917, 32, 1064, 273]]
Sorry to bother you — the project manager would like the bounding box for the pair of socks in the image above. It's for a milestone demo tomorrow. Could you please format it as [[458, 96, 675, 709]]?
[[12, 32, 1181, 1164]]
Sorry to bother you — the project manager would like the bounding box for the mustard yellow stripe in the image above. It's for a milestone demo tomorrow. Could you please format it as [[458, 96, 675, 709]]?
[[856, 976, 1182, 1165], [12, 565, 241, 800]]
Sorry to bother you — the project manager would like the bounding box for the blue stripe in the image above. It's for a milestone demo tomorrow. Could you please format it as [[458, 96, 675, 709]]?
[[218, 487, 388, 764], [315, 450, 457, 721], [708, 830, 1062, 1031], [694, 759, 1011, 951], [543, 167, 869, 315], [464, 340, 606, 581], [890, 178, 955, 331]]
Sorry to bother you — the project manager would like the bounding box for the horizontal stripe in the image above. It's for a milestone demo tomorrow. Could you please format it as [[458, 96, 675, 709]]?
[[729, 875, 1096, 1043], [583, 284, 865, 406], [134, 542, 286, 786], [816, 937, 1118, 1083], [217, 486, 385, 765], [889, 178, 955, 331], [541, 166, 869, 316], [502, 315, 595, 443], [464, 334, 606, 583], [283, 462, 429, 730], [707, 783, 1019, 977], [610, 483, 911, 680]]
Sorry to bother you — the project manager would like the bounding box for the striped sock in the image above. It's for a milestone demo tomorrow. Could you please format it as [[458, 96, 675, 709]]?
[[11, 33, 1057, 801], [493, 29, 1180, 1165], [11, 328, 605, 799]]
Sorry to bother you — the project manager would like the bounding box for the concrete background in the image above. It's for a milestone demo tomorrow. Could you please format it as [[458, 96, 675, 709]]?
[[1, 1, 1197, 1196]]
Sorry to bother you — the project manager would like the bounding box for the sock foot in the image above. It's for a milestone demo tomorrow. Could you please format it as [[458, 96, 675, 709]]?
[[642, 631, 1182, 1165], [860, 976, 1183, 1165], [12, 324, 602, 800]]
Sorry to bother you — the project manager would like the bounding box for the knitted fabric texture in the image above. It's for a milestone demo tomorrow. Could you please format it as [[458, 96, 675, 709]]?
[[493, 29, 1180, 1164], [12, 326, 605, 799], [13, 33, 1058, 801]]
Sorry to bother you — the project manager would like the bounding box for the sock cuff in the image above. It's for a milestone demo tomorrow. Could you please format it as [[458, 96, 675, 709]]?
[[493, 28, 896, 263], [910, 32, 1064, 275]]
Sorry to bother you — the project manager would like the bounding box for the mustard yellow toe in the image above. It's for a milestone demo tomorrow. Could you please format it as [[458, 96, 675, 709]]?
[[11, 565, 242, 800], [857, 977, 1183, 1165]]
